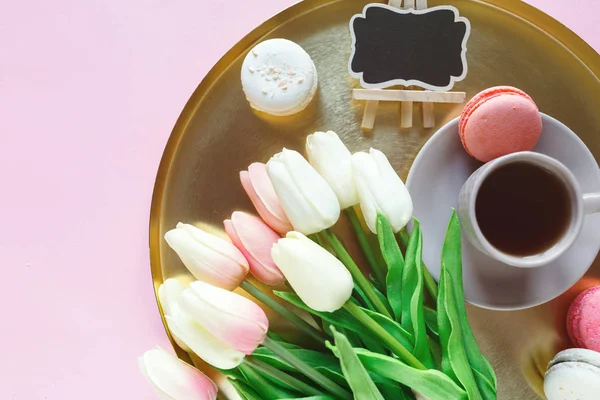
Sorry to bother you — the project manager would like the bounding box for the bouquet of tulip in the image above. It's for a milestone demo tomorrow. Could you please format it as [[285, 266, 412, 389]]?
[[140, 131, 497, 400]]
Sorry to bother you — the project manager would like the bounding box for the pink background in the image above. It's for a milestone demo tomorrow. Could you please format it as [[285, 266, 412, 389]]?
[[0, 0, 598, 398]]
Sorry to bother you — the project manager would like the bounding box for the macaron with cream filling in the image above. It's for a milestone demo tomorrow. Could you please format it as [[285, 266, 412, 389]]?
[[544, 348, 600, 400], [241, 39, 318, 116], [567, 286, 600, 352], [459, 86, 543, 162]]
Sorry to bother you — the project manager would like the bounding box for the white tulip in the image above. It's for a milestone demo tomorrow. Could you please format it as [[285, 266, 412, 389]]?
[[165, 311, 245, 370], [164, 223, 249, 290], [351, 148, 413, 234], [138, 346, 218, 400], [160, 281, 246, 370], [158, 278, 191, 352], [267, 148, 341, 235], [306, 131, 359, 209], [178, 281, 269, 356], [271, 231, 353, 312]]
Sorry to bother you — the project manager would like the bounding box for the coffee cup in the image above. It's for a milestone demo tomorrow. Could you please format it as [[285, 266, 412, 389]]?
[[458, 151, 600, 268]]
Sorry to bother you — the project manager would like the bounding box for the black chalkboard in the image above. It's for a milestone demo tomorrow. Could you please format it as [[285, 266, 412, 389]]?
[[349, 4, 470, 91]]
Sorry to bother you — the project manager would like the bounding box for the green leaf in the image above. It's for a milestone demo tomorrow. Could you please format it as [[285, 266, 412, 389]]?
[[331, 327, 385, 400], [353, 284, 373, 310], [360, 332, 388, 354], [346, 207, 388, 290], [438, 269, 483, 400], [274, 291, 413, 353], [424, 306, 439, 338], [328, 347, 468, 400], [377, 213, 405, 321], [266, 331, 302, 349], [279, 397, 336, 400], [428, 335, 443, 370], [377, 381, 411, 399], [473, 367, 498, 400], [340, 327, 364, 348], [254, 345, 403, 396], [400, 221, 435, 368], [238, 362, 299, 399], [252, 347, 350, 389], [401, 386, 418, 400], [228, 378, 263, 400], [245, 361, 302, 393], [275, 292, 362, 332], [360, 307, 414, 352], [252, 347, 342, 373], [246, 357, 328, 397], [353, 282, 394, 317], [372, 282, 394, 316], [401, 222, 419, 326], [213, 366, 246, 383], [441, 211, 497, 395]]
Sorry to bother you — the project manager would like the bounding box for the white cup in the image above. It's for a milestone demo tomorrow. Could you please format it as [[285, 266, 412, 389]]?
[[458, 151, 600, 268]]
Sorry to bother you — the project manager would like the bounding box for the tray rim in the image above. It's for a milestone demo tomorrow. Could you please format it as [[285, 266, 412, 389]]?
[[148, 0, 600, 358]]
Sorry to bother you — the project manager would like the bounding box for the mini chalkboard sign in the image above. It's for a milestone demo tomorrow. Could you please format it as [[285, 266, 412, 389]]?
[[349, 2, 470, 130], [349, 4, 470, 91]]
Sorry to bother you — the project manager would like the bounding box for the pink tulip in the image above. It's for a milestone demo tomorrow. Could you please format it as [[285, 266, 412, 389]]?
[[240, 162, 293, 234], [224, 211, 285, 286], [179, 281, 269, 355], [138, 346, 218, 400], [164, 223, 249, 290]]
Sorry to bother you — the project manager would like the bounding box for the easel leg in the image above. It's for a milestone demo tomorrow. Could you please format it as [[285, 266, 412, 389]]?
[[404, 0, 415, 8], [400, 101, 413, 128], [388, 0, 402, 7], [362, 100, 379, 131], [422, 102, 435, 128], [416, 0, 428, 9]]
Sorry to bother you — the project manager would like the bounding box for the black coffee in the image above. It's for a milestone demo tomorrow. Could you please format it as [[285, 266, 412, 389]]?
[[475, 162, 572, 256]]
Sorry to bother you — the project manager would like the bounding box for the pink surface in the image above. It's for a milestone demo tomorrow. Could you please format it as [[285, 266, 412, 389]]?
[[0, 1, 598, 399], [459, 86, 542, 162]]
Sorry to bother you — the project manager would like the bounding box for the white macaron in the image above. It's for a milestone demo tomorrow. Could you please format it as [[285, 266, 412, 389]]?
[[544, 349, 600, 400], [241, 38, 318, 116]]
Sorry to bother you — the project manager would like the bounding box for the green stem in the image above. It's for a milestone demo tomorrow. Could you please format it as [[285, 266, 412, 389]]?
[[311, 232, 335, 254], [263, 336, 352, 400], [345, 208, 387, 289], [240, 280, 328, 344], [321, 229, 393, 319], [245, 357, 325, 397], [398, 228, 438, 302], [343, 301, 427, 370], [309, 233, 321, 244]]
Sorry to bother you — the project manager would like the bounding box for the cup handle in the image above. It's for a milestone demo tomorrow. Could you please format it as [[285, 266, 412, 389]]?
[[583, 193, 600, 214]]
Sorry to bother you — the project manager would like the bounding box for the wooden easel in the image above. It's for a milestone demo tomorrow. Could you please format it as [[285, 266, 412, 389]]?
[[355, 0, 466, 130]]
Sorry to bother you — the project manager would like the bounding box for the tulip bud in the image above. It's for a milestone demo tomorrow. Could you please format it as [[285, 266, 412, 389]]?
[[138, 346, 218, 400], [167, 310, 245, 370], [267, 149, 341, 235], [240, 163, 293, 234], [351, 148, 413, 234], [306, 131, 359, 209], [179, 281, 269, 355], [164, 223, 249, 290], [224, 211, 285, 285], [271, 232, 353, 312], [164, 281, 250, 370], [158, 278, 192, 352]]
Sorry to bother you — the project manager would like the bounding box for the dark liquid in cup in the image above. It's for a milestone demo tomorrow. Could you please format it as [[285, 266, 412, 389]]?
[[475, 162, 572, 256]]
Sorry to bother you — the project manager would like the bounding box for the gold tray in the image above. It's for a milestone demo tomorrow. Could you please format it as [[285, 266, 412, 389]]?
[[149, 0, 600, 398]]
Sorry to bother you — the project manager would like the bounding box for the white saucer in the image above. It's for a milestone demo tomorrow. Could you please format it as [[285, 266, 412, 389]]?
[[406, 114, 600, 310]]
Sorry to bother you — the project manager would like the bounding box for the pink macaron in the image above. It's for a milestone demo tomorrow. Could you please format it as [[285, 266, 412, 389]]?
[[567, 286, 600, 352], [459, 86, 543, 162]]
